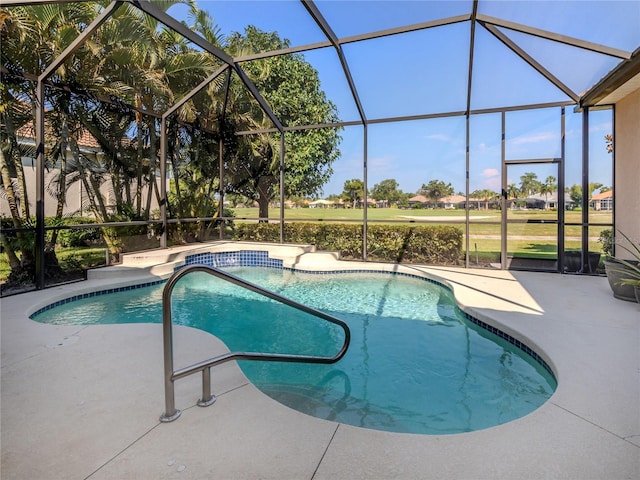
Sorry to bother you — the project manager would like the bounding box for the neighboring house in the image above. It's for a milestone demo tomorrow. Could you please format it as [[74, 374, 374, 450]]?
[[590, 190, 613, 211], [440, 194, 466, 209], [309, 199, 334, 208], [408, 195, 430, 207], [525, 192, 574, 210], [1, 123, 158, 219], [355, 198, 376, 208]]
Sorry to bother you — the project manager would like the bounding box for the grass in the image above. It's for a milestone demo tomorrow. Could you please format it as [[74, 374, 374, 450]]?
[[0, 247, 107, 282], [1, 208, 612, 281], [237, 207, 610, 256]]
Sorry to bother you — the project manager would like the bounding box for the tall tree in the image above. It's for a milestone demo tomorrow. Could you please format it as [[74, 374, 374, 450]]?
[[506, 183, 519, 200], [371, 178, 403, 206], [470, 189, 498, 210], [540, 175, 556, 206], [419, 179, 453, 208], [342, 178, 364, 208], [0, 1, 100, 277], [223, 27, 341, 219], [519, 172, 541, 197]]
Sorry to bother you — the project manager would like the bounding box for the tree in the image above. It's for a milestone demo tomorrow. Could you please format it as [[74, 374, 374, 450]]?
[[566, 182, 603, 209], [223, 27, 341, 219], [540, 175, 556, 207], [419, 180, 453, 208], [519, 172, 541, 197], [470, 189, 499, 210], [0, 1, 101, 278], [371, 178, 403, 206], [605, 134, 613, 154], [342, 178, 364, 208], [1, 1, 219, 264], [567, 184, 582, 207], [506, 183, 519, 200]]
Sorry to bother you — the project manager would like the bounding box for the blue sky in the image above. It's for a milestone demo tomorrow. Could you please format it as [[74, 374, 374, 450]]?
[[168, 1, 639, 197]]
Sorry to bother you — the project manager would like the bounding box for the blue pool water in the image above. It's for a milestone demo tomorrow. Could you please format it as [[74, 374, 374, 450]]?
[[32, 266, 556, 434]]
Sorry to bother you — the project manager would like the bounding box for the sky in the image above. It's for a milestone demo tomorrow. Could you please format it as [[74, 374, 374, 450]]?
[[166, 0, 640, 197]]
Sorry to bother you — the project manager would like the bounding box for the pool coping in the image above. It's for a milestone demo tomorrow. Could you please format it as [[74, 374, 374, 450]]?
[[2, 241, 639, 479]]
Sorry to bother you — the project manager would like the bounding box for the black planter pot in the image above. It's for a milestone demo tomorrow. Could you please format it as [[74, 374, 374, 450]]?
[[635, 285, 640, 304], [564, 251, 601, 273], [604, 259, 640, 302]]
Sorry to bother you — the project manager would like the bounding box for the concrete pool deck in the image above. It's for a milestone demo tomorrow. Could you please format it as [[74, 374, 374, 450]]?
[[1, 242, 639, 479]]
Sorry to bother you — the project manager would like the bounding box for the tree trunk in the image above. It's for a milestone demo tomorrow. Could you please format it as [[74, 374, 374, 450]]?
[[257, 176, 272, 220], [134, 94, 144, 216], [50, 120, 70, 247], [0, 231, 21, 271], [144, 120, 157, 218], [0, 148, 22, 226], [0, 148, 34, 271], [3, 110, 30, 219]]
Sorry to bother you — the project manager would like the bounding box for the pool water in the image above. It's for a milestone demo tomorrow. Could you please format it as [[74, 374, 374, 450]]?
[[33, 267, 557, 434]]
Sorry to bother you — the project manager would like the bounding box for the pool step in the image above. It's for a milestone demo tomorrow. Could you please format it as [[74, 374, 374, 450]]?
[[89, 242, 323, 280]]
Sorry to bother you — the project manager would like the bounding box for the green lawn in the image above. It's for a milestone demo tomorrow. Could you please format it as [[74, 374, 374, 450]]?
[[0, 247, 107, 282], [1, 208, 612, 282]]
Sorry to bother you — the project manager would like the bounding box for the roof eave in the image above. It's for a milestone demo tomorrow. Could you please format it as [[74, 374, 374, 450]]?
[[580, 46, 640, 108]]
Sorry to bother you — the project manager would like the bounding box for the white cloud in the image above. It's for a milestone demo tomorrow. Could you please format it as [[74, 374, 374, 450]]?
[[589, 122, 611, 133], [482, 176, 502, 191], [425, 134, 452, 142], [510, 131, 559, 145], [481, 168, 499, 178]]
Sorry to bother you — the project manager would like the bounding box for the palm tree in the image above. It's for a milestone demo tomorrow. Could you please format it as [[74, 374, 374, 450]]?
[[519, 172, 541, 197], [471, 189, 498, 210], [540, 175, 556, 209], [62, 1, 218, 254], [1, 2, 99, 278], [507, 183, 519, 200]]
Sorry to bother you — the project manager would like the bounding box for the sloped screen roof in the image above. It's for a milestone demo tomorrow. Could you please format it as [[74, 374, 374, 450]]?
[[167, 0, 639, 127]]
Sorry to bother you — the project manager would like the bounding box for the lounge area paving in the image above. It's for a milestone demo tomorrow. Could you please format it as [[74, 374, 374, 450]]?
[[1, 243, 639, 479]]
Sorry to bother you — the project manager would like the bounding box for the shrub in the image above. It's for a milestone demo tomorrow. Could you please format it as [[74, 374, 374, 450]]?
[[598, 228, 614, 257], [233, 222, 462, 265], [51, 218, 102, 247]]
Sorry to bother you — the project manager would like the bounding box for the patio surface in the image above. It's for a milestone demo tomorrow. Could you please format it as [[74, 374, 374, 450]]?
[[1, 242, 639, 479]]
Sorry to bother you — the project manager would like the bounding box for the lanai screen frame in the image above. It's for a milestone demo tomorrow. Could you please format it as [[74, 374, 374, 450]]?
[[1, 0, 631, 289]]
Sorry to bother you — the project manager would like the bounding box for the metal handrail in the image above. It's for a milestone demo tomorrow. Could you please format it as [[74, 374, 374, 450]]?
[[160, 264, 351, 422]]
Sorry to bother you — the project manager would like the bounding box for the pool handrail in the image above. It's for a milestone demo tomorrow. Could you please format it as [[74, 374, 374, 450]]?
[[160, 264, 351, 423]]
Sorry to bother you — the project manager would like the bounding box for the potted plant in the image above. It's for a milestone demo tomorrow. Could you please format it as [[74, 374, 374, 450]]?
[[601, 230, 640, 302]]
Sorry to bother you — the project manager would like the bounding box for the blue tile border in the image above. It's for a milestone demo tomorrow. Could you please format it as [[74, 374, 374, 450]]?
[[29, 278, 167, 317], [183, 250, 283, 269], [31, 249, 555, 381]]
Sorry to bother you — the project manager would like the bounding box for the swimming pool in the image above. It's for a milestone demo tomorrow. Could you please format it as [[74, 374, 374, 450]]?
[[32, 264, 556, 435]]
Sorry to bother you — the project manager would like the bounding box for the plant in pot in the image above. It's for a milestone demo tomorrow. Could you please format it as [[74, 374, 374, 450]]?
[[601, 230, 640, 302]]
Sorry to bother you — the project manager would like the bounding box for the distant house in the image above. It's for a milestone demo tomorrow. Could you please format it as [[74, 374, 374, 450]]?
[[309, 199, 334, 208], [355, 198, 376, 208], [525, 192, 574, 210], [590, 190, 613, 211], [2, 124, 105, 218], [439, 195, 466, 209], [1, 123, 160, 219], [408, 195, 430, 207], [408, 194, 496, 209]]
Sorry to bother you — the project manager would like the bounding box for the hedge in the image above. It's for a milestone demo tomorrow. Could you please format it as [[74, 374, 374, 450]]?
[[232, 222, 462, 265]]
